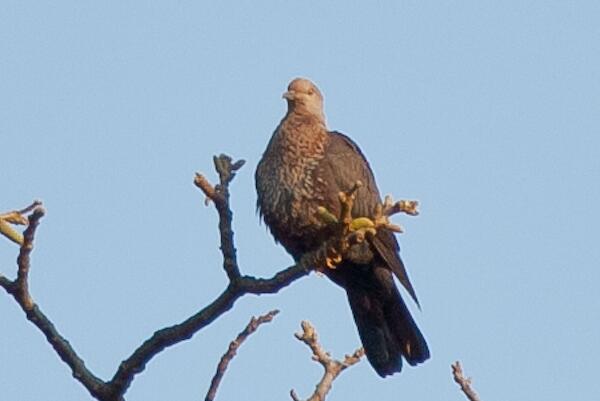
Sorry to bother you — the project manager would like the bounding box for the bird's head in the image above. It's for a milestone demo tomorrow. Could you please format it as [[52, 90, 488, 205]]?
[[283, 78, 325, 121]]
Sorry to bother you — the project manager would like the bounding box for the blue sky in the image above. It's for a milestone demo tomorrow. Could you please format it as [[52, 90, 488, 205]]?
[[2, 2, 599, 400]]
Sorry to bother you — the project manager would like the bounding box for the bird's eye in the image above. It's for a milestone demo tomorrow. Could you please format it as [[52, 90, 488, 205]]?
[[308, 89, 314, 95]]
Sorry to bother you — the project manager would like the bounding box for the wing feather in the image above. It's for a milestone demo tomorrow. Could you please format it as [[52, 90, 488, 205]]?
[[319, 132, 420, 305]]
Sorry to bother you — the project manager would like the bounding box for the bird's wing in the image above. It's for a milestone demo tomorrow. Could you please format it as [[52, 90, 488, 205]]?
[[319, 132, 420, 305], [318, 132, 381, 217]]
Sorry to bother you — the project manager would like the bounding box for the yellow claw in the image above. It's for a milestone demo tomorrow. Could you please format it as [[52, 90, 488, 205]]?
[[325, 253, 342, 269], [350, 217, 375, 231]]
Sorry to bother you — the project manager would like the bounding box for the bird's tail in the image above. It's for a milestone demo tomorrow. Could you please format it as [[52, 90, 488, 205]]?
[[344, 264, 430, 377]]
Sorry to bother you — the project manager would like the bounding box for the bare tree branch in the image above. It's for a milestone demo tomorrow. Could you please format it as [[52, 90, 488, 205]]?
[[0, 205, 112, 400], [205, 309, 279, 401], [195, 155, 245, 282], [15, 206, 44, 309], [452, 361, 482, 401], [2, 155, 315, 401], [290, 321, 365, 401]]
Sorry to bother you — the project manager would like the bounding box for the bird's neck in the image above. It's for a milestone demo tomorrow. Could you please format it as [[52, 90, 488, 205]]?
[[280, 110, 327, 137], [285, 106, 327, 128], [270, 111, 328, 180], [277, 112, 328, 159]]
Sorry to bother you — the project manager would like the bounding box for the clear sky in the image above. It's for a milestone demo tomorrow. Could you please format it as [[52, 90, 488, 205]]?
[[2, 2, 599, 400]]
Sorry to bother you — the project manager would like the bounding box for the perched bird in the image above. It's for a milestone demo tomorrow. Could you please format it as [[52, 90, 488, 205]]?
[[255, 78, 429, 377]]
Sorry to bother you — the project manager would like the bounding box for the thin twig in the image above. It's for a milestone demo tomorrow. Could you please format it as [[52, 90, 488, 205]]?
[[194, 154, 245, 282], [452, 361, 482, 401], [291, 321, 364, 401], [0, 200, 41, 245], [205, 309, 279, 401], [0, 200, 42, 222], [15, 206, 45, 309], [0, 205, 112, 400]]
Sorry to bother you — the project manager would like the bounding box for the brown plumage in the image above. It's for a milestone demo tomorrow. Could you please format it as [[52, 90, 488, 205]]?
[[255, 78, 429, 377]]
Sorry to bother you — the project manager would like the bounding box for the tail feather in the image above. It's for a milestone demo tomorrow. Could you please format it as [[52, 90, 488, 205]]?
[[344, 264, 429, 377]]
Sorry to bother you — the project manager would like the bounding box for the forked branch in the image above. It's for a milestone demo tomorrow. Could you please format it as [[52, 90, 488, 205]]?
[[290, 321, 365, 401]]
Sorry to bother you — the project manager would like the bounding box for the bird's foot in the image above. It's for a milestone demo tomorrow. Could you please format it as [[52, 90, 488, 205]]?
[[301, 242, 342, 273]]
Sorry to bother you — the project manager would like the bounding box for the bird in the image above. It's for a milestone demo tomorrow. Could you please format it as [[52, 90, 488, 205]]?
[[255, 78, 429, 377]]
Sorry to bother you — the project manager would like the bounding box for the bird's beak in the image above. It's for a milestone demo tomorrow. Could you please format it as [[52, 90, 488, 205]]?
[[282, 90, 295, 100]]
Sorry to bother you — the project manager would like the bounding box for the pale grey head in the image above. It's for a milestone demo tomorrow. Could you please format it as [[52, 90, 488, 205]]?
[[282, 78, 326, 122]]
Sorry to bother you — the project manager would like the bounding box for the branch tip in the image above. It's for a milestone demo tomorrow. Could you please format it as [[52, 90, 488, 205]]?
[[452, 361, 482, 401], [292, 321, 364, 401], [290, 389, 302, 401], [205, 309, 280, 401], [194, 173, 218, 203], [0, 201, 45, 246]]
